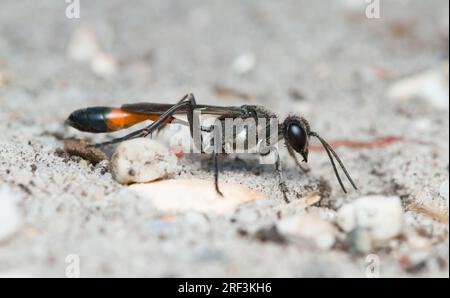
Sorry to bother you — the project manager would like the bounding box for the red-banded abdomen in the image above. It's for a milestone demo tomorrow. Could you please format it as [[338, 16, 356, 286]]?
[[66, 107, 173, 133]]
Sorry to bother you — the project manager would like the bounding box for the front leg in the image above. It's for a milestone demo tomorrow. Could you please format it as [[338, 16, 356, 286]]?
[[273, 148, 290, 203], [213, 152, 223, 197], [286, 143, 310, 173]]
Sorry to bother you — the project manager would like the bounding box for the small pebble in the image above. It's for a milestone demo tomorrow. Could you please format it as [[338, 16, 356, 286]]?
[[0, 187, 22, 242], [277, 214, 337, 250], [67, 25, 118, 78], [90, 52, 118, 78], [232, 52, 256, 75], [67, 25, 101, 62], [337, 196, 403, 242], [111, 138, 177, 184], [388, 61, 449, 110]]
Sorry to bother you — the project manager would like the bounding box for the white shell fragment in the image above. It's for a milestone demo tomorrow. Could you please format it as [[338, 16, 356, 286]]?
[[129, 179, 267, 215], [111, 138, 177, 185], [0, 187, 22, 242], [388, 61, 449, 110], [337, 196, 403, 242], [277, 214, 337, 250]]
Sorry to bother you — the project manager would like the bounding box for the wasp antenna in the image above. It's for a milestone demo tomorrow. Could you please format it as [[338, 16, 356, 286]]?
[[310, 132, 358, 192], [321, 137, 357, 191], [320, 139, 347, 193]]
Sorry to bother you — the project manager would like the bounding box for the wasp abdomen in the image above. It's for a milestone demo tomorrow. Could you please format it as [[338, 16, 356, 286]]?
[[67, 106, 162, 133]]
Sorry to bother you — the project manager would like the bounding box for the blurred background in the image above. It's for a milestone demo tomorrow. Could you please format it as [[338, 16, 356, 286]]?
[[0, 1, 447, 121], [0, 0, 448, 277]]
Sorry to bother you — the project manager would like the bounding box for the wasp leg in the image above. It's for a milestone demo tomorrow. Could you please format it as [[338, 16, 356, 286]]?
[[213, 152, 223, 197], [273, 148, 290, 203], [89, 128, 150, 148], [158, 93, 198, 137], [185, 93, 197, 138], [286, 144, 310, 173], [156, 93, 192, 134]]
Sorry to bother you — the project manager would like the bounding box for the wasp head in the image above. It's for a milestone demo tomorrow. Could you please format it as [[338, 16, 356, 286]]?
[[283, 116, 311, 163]]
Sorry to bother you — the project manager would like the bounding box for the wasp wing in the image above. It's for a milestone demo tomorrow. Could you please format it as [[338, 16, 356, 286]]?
[[121, 103, 246, 118]]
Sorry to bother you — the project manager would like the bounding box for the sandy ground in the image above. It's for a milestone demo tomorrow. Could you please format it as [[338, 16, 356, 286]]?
[[0, 0, 448, 277]]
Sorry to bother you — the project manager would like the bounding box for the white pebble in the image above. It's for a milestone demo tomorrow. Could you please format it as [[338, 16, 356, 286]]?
[[439, 179, 449, 203], [277, 214, 337, 250], [232, 52, 256, 75], [388, 61, 449, 110], [90, 52, 118, 78], [0, 187, 22, 242], [111, 138, 177, 184], [67, 25, 101, 62], [337, 196, 403, 242]]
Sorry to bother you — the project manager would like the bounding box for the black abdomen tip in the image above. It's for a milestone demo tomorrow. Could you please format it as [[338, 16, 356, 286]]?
[[66, 107, 111, 133]]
